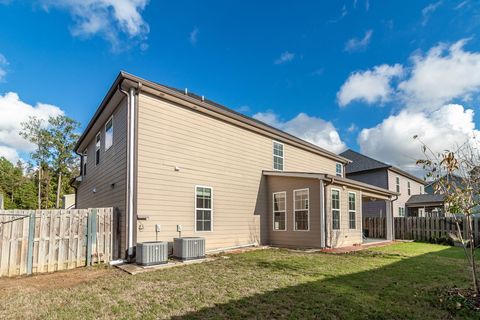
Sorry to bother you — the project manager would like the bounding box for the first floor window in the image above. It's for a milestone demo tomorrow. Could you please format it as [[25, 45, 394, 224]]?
[[196, 186, 212, 231], [294, 189, 309, 231], [95, 132, 101, 165], [398, 207, 405, 217], [273, 192, 286, 230], [348, 192, 356, 229], [273, 141, 284, 171], [332, 189, 340, 230]]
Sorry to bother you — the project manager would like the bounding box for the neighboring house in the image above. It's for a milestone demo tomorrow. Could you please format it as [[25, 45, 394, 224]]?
[[72, 72, 397, 260], [405, 194, 445, 217], [339, 149, 426, 218], [62, 194, 76, 209]]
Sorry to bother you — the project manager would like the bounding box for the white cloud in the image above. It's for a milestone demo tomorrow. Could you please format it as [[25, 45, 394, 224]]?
[[41, 0, 150, 50], [337, 64, 403, 106], [422, 1, 442, 26], [344, 29, 373, 53], [358, 104, 479, 172], [347, 123, 358, 133], [398, 39, 480, 110], [189, 26, 199, 45], [0, 92, 64, 162], [253, 111, 347, 153], [274, 51, 295, 65], [0, 53, 8, 82]]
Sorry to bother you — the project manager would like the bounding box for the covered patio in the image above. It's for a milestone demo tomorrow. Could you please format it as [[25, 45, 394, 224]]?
[[263, 171, 398, 249]]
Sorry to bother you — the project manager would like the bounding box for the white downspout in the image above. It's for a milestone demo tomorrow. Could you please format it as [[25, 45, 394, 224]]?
[[127, 86, 136, 258]]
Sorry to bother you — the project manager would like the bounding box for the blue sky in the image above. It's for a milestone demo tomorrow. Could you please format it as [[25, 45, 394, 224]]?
[[0, 0, 480, 174]]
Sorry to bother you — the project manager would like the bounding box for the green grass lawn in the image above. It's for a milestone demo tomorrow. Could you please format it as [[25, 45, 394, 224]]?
[[0, 242, 477, 319]]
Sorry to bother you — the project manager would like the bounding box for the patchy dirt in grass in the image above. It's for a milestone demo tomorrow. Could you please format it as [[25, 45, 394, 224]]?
[[441, 287, 480, 312], [0, 266, 113, 292]]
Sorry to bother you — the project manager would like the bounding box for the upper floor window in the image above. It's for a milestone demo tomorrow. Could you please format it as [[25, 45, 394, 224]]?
[[332, 189, 340, 230], [336, 163, 343, 177], [294, 189, 309, 231], [396, 176, 400, 193], [82, 151, 87, 176], [195, 186, 213, 231], [273, 192, 286, 231], [407, 181, 411, 196], [348, 192, 356, 229], [105, 117, 113, 150], [95, 133, 101, 165], [273, 141, 284, 171]]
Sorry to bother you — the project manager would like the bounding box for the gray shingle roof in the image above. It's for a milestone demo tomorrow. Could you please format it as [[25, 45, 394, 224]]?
[[339, 149, 390, 174], [406, 194, 445, 205], [339, 149, 425, 184]]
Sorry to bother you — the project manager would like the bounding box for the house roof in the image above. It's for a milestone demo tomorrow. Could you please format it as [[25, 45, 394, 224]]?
[[406, 194, 445, 205], [263, 170, 399, 198], [339, 149, 425, 185], [75, 72, 350, 164]]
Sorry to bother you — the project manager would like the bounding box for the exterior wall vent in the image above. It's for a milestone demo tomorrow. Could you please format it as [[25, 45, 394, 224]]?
[[136, 241, 168, 266], [173, 237, 205, 260]]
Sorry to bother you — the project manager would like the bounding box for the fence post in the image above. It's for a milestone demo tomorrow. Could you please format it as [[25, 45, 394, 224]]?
[[26, 211, 35, 275]]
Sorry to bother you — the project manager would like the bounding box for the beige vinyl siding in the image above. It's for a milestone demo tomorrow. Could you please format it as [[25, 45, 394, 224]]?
[[267, 177, 321, 248], [388, 170, 424, 217], [76, 99, 128, 258], [325, 184, 362, 247], [136, 93, 340, 251]]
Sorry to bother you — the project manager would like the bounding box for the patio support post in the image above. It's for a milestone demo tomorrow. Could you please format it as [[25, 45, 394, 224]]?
[[319, 179, 326, 248], [386, 200, 394, 240]]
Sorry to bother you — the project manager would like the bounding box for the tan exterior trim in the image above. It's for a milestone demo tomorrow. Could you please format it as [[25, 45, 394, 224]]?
[[263, 171, 398, 199]]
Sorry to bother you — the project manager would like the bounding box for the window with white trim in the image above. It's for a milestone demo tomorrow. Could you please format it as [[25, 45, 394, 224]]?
[[332, 189, 340, 230], [273, 141, 284, 171], [407, 181, 411, 196], [105, 117, 113, 150], [82, 151, 87, 176], [294, 189, 309, 231], [195, 186, 212, 231], [95, 133, 101, 165], [348, 192, 356, 229], [273, 192, 286, 231], [336, 163, 343, 177], [395, 176, 400, 193], [398, 207, 405, 217]]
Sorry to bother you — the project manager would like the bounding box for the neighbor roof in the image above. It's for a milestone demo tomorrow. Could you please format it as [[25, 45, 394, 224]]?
[[75, 71, 350, 164], [406, 194, 445, 205], [339, 149, 425, 184]]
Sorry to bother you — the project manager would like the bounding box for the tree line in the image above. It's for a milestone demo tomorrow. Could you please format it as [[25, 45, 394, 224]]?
[[0, 115, 80, 209]]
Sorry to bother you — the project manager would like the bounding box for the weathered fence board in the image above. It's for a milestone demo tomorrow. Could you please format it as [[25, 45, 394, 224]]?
[[0, 208, 113, 277], [363, 217, 386, 239], [395, 216, 480, 243]]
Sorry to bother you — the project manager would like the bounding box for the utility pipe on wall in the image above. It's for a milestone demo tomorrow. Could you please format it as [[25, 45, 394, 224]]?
[[118, 82, 137, 259]]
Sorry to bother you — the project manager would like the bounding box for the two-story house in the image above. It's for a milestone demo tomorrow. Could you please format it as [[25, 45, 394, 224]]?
[[339, 149, 426, 218], [72, 72, 397, 260]]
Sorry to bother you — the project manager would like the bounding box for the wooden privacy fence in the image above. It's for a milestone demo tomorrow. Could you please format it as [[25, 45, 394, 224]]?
[[0, 208, 113, 277], [394, 216, 480, 243], [363, 217, 386, 239]]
